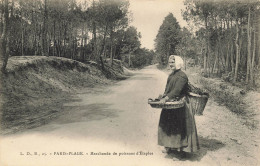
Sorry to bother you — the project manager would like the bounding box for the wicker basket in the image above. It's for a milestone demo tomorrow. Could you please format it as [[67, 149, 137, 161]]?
[[188, 92, 209, 115], [148, 97, 185, 109]]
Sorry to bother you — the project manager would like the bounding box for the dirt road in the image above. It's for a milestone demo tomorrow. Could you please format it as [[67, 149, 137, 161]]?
[[0, 65, 259, 166]]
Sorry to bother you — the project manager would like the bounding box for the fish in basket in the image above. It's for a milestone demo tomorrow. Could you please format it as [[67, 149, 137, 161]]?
[[148, 97, 185, 109], [187, 83, 209, 115]]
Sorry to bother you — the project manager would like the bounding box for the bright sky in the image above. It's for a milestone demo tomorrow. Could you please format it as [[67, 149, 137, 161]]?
[[129, 0, 187, 50]]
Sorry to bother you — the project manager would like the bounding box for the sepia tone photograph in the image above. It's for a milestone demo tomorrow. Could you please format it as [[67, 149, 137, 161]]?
[[0, 0, 259, 165]]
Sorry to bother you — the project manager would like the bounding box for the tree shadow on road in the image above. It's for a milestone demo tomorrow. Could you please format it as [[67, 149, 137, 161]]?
[[55, 103, 120, 125], [164, 136, 225, 161], [0, 96, 82, 135]]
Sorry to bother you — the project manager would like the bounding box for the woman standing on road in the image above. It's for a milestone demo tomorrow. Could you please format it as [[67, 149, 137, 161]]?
[[158, 55, 199, 158]]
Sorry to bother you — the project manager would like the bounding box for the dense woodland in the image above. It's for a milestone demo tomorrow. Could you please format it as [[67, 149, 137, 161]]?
[[0, 0, 260, 88], [154, 0, 260, 88], [0, 0, 154, 71]]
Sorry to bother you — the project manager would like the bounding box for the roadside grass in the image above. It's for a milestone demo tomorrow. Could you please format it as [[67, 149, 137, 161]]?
[[199, 78, 259, 130], [186, 66, 259, 130]]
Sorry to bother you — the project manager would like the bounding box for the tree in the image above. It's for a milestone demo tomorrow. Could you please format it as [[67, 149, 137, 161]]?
[[0, 0, 145, 73], [232, 2, 247, 82], [0, 0, 9, 72], [176, 27, 197, 69], [183, 0, 215, 74], [97, 0, 129, 67], [85, 0, 129, 69], [120, 26, 141, 67], [154, 13, 181, 66], [182, 0, 260, 86], [41, 0, 48, 56]]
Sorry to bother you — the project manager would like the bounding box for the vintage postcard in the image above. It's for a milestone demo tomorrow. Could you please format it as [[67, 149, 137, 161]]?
[[0, 0, 259, 165]]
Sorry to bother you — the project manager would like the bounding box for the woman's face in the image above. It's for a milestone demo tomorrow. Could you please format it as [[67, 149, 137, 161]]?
[[168, 58, 176, 71]]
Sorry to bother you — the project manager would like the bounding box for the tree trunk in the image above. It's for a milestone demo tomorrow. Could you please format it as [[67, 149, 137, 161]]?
[[128, 53, 131, 67], [225, 44, 230, 71], [204, 16, 209, 75], [234, 19, 240, 83], [250, 30, 256, 85], [246, 7, 251, 83], [38, 24, 42, 55], [110, 30, 114, 67], [217, 45, 220, 74], [184, 50, 186, 70], [52, 20, 55, 56], [21, 22, 24, 56], [226, 19, 231, 72], [32, 9, 37, 55], [0, 0, 9, 72], [0, 0, 4, 35], [258, 13, 260, 76], [110, 44, 113, 66], [92, 0, 97, 61], [231, 42, 235, 73], [212, 54, 218, 74], [10, 0, 14, 18], [92, 21, 97, 61], [220, 46, 226, 73], [63, 22, 67, 58], [70, 23, 74, 59], [48, 33, 50, 55], [41, 0, 48, 57], [57, 21, 62, 57], [111, 45, 116, 67], [98, 24, 108, 71], [103, 44, 107, 59], [81, 24, 84, 61]]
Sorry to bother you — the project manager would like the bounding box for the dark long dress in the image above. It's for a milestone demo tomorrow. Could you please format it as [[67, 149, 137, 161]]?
[[158, 70, 199, 152]]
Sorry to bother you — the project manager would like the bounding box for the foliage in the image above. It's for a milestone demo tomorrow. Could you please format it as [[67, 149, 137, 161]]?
[[132, 48, 154, 68], [182, 0, 260, 88], [121, 26, 141, 54], [154, 13, 181, 66], [123, 48, 155, 68], [0, 0, 145, 72]]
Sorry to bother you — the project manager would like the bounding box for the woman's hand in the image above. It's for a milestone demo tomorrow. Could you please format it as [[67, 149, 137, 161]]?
[[159, 98, 167, 104], [158, 94, 167, 99], [159, 96, 169, 104], [158, 94, 163, 99]]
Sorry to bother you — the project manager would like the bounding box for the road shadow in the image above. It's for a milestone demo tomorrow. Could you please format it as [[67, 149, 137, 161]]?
[[0, 95, 121, 135], [0, 96, 82, 135], [164, 136, 225, 161], [130, 76, 154, 80], [54, 103, 119, 125]]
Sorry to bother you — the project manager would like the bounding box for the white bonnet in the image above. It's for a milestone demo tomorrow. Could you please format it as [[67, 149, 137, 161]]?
[[169, 55, 184, 70]]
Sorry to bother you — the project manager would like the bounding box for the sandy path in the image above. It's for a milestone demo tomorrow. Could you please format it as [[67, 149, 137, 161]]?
[[0, 65, 259, 166]]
